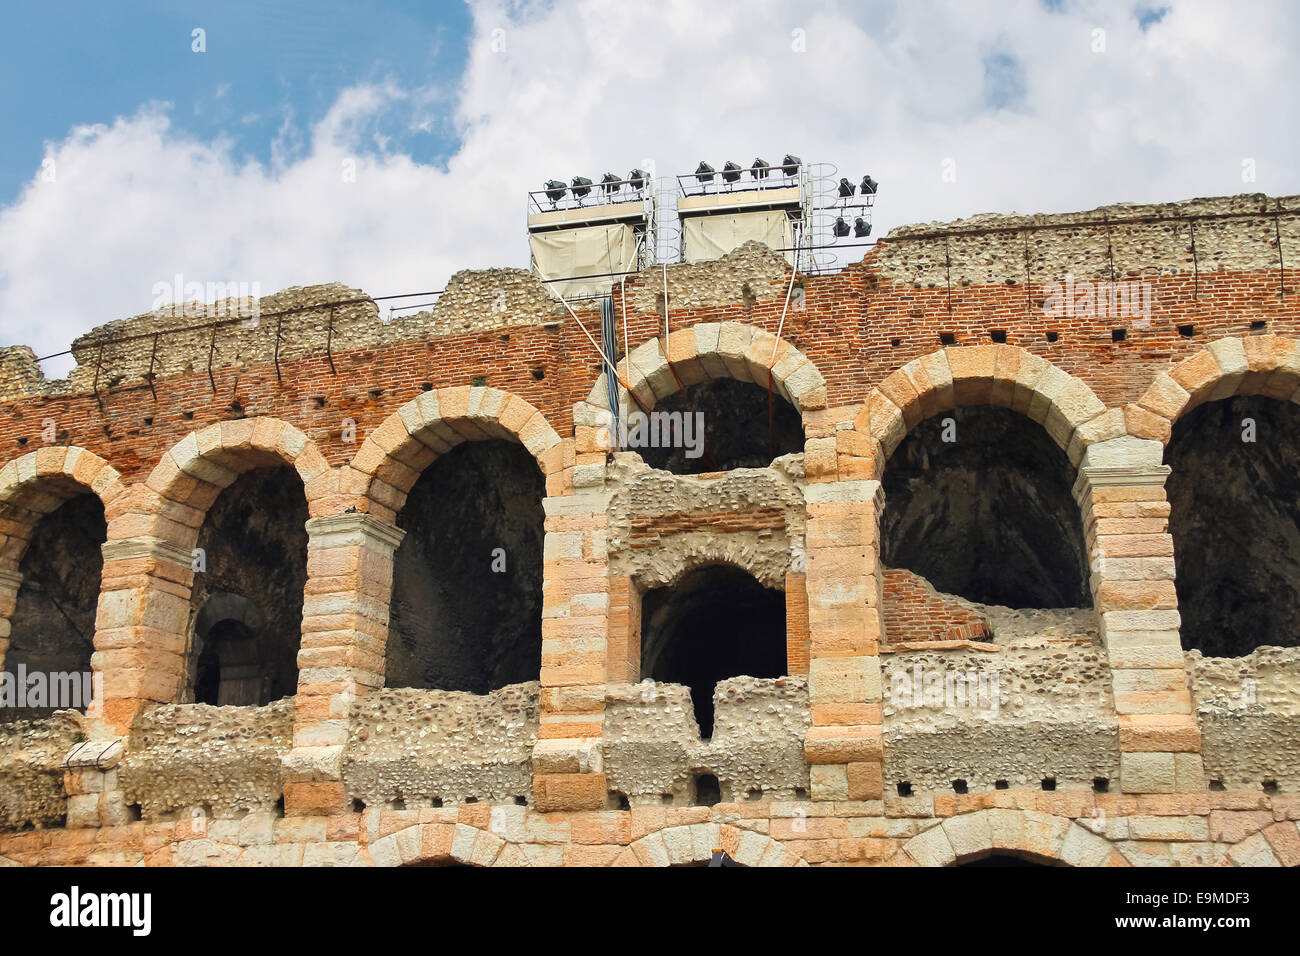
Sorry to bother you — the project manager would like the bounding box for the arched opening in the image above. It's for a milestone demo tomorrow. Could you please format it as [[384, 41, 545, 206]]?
[[955, 851, 1062, 867], [3, 493, 104, 720], [1166, 395, 1300, 656], [636, 378, 804, 475], [640, 563, 786, 738], [387, 439, 544, 693], [187, 466, 307, 705], [881, 406, 1089, 609]]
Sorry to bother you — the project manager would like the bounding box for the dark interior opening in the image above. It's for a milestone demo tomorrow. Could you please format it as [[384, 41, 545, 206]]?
[[640, 563, 786, 737], [388, 439, 544, 693], [881, 405, 1089, 608], [956, 852, 1060, 867], [636, 378, 803, 475], [1166, 395, 1300, 656], [188, 466, 307, 705], [3, 493, 105, 721]]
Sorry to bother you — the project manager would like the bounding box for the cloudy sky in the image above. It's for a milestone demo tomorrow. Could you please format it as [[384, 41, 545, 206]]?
[[1, 0, 1296, 375]]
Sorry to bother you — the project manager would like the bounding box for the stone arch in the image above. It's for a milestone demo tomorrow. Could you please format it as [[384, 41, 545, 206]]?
[[366, 822, 505, 867], [861, 345, 1115, 477], [1130, 336, 1300, 443], [349, 386, 565, 519], [138, 417, 331, 550], [0, 448, 123, 674], [611, 823, 807, 867], [92, 419, 325, 728], [887, 809, 1128, 867], [583, 322, 828, 421], [0, 448, 123, 569], [1212, 823, 1300, 867]]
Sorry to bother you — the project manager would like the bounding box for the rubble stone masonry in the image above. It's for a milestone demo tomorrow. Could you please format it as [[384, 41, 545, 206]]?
[[1, 192, 1299, 865]]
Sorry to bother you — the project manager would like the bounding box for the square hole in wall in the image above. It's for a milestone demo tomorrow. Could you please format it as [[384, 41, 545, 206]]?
[[1041, 777, 1057, 791], [896, 781, 913, 797], [990, 330, 1007, 344], [952, 779, 968, 794], [1209, 780, 1225, 792], [1092, 777, 1110, 793], [994, 779, 1009, 790], [1111, 328, 1126, 342], [1046, 331, 1059, 343], [471, 375, 488, 387], [1178, 324, 1195, 338], [1263, 779, 1280, 794], [939, 332, 957, 346], [890, 337, 902, 348], [1251, 320, 1267, 332]]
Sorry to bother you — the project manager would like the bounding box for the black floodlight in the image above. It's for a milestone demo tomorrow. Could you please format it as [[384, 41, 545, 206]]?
[[544, 180, 567, 204], [600, 172, 621, 196], [854, 217, 872, 238], [781, 154, 802, 176], [627, 168, 648, 190], [838, 177, 856, 198], [570, 175, 592, 199], [750, 157, 771, 179], [833, 216, 851, 237], [694, 161, 716, 183], [721, 161, 743, 183], [861, 174, 878, 195]]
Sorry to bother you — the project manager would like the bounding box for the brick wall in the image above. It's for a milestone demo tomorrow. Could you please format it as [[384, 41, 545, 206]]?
[[881, 568, 992, 645]]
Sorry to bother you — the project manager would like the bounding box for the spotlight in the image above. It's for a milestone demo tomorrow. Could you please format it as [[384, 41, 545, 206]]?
[[860, 174, 878, 195], [838, 177, 856, 199], [544, 179, 567, 204], [781, 154, 802, 176], [627, 168, 648, 190], [570, 176, 592, 199], [694, 161, 716, 183], [600, 172, 621, 196], [833, 216, 851, 238], [721, 161, 743, 183], [750, 157, 771, 179], [854, 217, 871, 238]]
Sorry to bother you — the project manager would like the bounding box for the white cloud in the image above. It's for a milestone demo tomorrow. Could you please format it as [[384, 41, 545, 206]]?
[[2, 0, 1297, 374]]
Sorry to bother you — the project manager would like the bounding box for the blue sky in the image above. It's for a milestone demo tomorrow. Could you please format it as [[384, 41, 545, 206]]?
[[1, 0, 1296, 372], [0, 0, 472, 204]]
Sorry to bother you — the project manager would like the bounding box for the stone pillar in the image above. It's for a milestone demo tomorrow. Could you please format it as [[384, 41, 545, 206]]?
[[63, 738, 128, 829], [1075, 437, 1204, 794], [0, 568, 22, 672], [283, 512, 404, 816], [532, 490, 610, 812], [802, 479, 885, 802], [93, 538, 196, 734]]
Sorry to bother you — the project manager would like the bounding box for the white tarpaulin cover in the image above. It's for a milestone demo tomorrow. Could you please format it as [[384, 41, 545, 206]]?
[[529, 222, 638, 299], [681, 209, 794, 264]]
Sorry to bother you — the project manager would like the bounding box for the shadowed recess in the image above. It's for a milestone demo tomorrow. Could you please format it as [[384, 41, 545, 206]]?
[[187, 466, 308, 705], [1166, 395, 1300, 657], [388, 439, 544, 693], [636, 378, 804, 475], [3, 493, 104, 721], [640, 563, 786, 738], [881, 405, 1088, 609]]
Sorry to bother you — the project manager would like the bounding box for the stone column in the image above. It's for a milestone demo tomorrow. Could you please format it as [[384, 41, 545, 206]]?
[[0, 568, 22, 672], [802, 479, 885, 802], [93, 538, 196, 734], [283, 512, 404, 816], [532, 489, 611, 812], [1075, 437, 1204, 794]]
